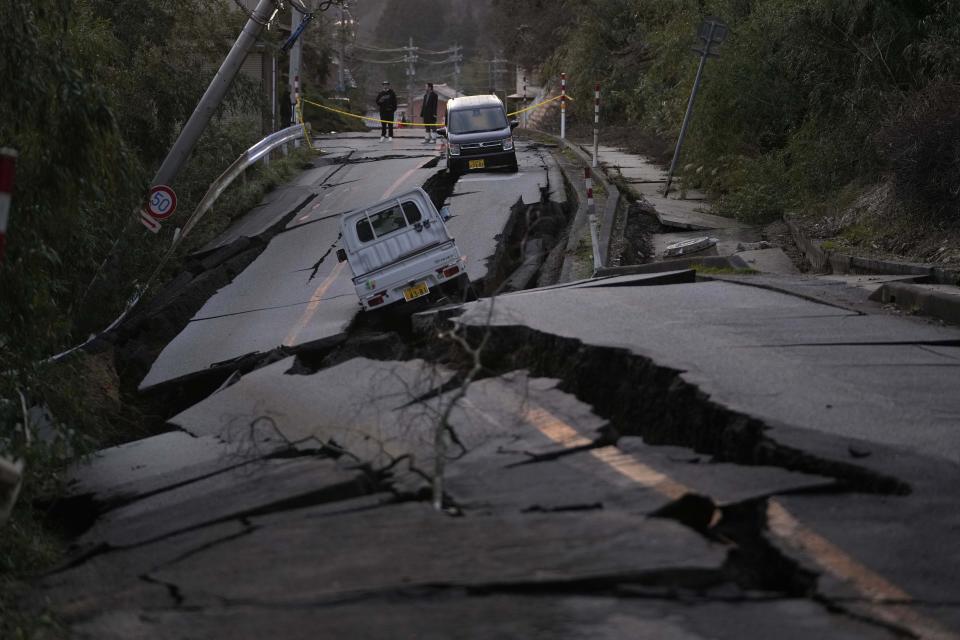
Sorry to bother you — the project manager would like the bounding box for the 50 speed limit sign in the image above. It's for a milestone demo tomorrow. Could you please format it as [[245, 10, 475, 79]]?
[[146, 185, 177, 220]]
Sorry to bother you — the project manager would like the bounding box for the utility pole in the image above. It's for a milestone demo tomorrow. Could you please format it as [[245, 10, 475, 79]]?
[[150, 0, 276, 192], [452, 44, 462, 96], [289, 4, 303, 128], [336, 3, 348, 94], [404, 37, 417, 120], [664, 17, 727, 196]]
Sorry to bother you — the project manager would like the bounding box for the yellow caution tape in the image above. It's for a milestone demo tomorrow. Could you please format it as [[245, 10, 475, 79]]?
[[302, 98, 437, 127], [301, 94, 572, 127], [295, 97, 316, 150], [508, 93, 569, 116]]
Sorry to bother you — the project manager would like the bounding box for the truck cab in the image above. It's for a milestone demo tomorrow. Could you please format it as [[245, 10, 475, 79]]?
[[336, 188, 469, 311]]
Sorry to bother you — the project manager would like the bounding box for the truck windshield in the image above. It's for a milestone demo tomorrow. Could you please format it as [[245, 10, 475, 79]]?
[[448, 106, 508, 134]]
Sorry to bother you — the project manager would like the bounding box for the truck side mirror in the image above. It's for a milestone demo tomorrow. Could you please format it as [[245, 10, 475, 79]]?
[[436, 127, 447, 138], [510, 119, 519, 130], [336, 248, 347, 263]]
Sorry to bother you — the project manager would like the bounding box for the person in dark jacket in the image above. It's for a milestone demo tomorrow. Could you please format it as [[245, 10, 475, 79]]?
[[376, 80, 398, 141], [420, 82, 439, 143]]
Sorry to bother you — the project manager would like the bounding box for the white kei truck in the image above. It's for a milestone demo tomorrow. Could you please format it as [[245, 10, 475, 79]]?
[[336, 188, 471, 312]]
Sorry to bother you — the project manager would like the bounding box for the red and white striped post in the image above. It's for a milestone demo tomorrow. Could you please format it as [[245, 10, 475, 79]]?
[[560, 73, 567, 140], [592, 82, 600, 167], [585, 167, 602, 271], [0, 148, 16, 263], [522, 75, 528, 128]]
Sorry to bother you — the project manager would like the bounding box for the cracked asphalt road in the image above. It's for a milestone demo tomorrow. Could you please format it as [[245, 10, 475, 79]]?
[[42, 131, 960, 639]]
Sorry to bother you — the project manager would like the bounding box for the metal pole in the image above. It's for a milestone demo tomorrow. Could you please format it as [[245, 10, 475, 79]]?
[[337, 4, 345, 94], [586, 167, 602, 271], [407, 36, 415, 125], [592, 82, 600, 168], [664, 21, 716, 197], [453, 44, 461, 96], [0, 148, 16, 263], [290, 4, 303, 147], [560, 72, 566, 140], [150, 0, 275, 190]]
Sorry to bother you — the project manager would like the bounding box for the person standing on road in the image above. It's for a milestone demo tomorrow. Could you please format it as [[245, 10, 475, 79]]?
[[376, 80, 398, 141], [420, 82, 438, 143]]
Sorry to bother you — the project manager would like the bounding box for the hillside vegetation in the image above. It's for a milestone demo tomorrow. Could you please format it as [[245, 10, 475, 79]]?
[[0, 3, 337, 631], [489, 0, 960, 264]]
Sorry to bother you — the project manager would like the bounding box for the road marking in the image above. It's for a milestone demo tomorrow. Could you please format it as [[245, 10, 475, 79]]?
[[523, 407, 687, 500], [382, 159, 430, 199], [767, 500, 957, 640], [282, 262, 345, 347], [521, 402, 957, 639]]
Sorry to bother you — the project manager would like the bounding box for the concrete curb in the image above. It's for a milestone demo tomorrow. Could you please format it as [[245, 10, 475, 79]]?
[[784, 213, 960, 285], [595, 255, 750, 277], [869, 282, 960, 325], [785, 213, 960, 324], [529, 130, 624, 273]]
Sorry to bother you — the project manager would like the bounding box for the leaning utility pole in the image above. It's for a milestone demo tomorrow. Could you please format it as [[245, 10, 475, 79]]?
[[664, 17, 727, 196], [151, 0, 276, 192], [289, 4, 303, 126]]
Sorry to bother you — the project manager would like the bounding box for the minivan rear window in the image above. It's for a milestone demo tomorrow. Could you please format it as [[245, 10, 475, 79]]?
[[448, 106, 508, 134]]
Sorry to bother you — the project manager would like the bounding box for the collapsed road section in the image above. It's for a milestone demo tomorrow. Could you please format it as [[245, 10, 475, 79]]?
[[34, 132, 960, 639]]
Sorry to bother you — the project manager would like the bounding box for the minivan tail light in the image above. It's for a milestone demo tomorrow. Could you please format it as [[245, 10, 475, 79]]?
[[367, 293, 386, 307]]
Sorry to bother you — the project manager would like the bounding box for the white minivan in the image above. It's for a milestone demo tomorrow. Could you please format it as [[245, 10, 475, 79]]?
[[336, 188, 470, 311]]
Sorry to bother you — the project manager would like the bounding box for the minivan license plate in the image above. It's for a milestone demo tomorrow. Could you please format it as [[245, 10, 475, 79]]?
[[468, 159, 485, 170], [403, 281, 430, 302]]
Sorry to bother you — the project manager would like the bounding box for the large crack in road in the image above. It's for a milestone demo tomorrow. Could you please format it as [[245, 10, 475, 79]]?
[[38, 138, 960, 639]]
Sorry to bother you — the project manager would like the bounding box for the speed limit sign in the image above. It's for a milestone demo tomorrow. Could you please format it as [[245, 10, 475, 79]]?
[[146, 185, 177, 220]]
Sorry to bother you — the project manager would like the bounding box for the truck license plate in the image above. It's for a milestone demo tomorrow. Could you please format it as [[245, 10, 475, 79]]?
[[468, 159, 485, 170], [403, 281, 430, 302]]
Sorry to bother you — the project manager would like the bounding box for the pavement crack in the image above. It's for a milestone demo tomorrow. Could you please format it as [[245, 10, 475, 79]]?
[[522, 502, 603, 513], [139, 573, 185, 607], [307, 231, 344, 282], [424, 322, 910, 495], [148, 521, 259, 576], [504, 439, 607, 468]]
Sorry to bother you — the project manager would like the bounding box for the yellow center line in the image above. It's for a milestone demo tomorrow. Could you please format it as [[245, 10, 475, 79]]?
[[523, 406, 689, 501], [520, 401, 958, 639], [283, 262, 345, 347]]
